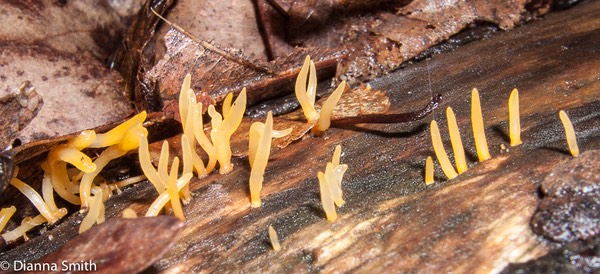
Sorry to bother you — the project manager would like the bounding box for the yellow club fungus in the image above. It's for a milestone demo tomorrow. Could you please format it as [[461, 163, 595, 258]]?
[[294, 55, 347, 135], [268, 225, 281, 251], [208, 88, 247, 174], [471, 88, 491, 162], [179, 74, 209, 176], [79, 189, 105, 234], [1, 214, 46, 242], [122, 208, 138, 219], [509, 89, 522, 146], [446, 107, 468, 174], [43, 130, 97, 206], [80, 112, 148, 207], [193, 102, 217, 173], [317, 145, 348, 221], [424, 156, 434, 185], [430, 120, 458, 180], [318, 171, 337, 221], [559, 110, 579, 157], [295, 55, 320, 122], [145, 173, 193, 217], [0, 206, 16, 232], [138, 132, 166, 193], [9, 175, 66, 225], [167, 157, 185, 220], [140, 138, 192, 219], [312, 81, 347, 136], [248, 112, 292, 207]]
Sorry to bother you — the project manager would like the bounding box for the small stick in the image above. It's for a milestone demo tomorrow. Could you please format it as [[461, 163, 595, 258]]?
[[150, 8, 275, 75]]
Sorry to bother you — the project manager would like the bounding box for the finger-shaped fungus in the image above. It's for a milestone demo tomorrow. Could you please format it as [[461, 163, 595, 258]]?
[[79, 189, 105, 233], [446, 107, 468, 174], [312, 81, 347, 136], [509, 89, 522, 146], [559, 110, 579, 157], [317, 145, 348, 221], [295, 55, 320, 122], [294, 56, 347, 136], [0, 206, 16, 232], [425, 156, 434, 185], [179, 74, 208, 176], [145, 173, 193, 217], [1, 214, 46, 242], [10, 176, 66, 224], [80, 114, 147, 207], [430, 120, 458, 180], [43, 130, 98, 206], [318, 171, 337, 222], [248, 112, 292, 207], [208, 88, 247, 174], [167, 157, 185, 220], [471, 88, 491, 162], [249, 112, 274, 207], [268, 225, 281, 251]]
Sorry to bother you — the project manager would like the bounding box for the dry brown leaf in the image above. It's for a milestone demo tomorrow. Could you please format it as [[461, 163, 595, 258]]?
[[0, 0, 140, 61], [0, 45, 133, 144]]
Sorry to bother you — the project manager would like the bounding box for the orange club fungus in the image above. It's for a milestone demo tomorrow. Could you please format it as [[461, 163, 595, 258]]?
[[268, 225, 282, 251], [430, 120, 458, 180], [508, 89, 522, 146], [559, 110, 580, 157], [317, 145, 348, 222], [248, 111, 292, 208], [424, 156, 434, 185], [471, 88, 491, 162]]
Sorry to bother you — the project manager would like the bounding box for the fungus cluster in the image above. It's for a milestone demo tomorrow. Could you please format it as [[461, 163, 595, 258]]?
[[1, 112, 149, 239], [317, 145, 348, 222], [295, 56, 347, 136], [426, 87, 581, 184]]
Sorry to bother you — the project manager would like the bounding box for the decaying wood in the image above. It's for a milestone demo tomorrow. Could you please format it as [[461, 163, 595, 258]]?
[[1, 1, 599, 273], [37, 216, 183, 274]]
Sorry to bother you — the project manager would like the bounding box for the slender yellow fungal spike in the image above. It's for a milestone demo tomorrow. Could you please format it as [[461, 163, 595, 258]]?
[[180, 135, 193, 203], [158, 141, 170, 186], [318, 171, 337, 221], [213, 88, 247, 174], [425, 156, 434, 185], [1, 214, 46, 242], [222, 92, 233, 119], [79, 189, 103, 233], [430, 120, 458, 180], [138, 133, 165, 192], [122, 208, 138, 219], [313, 81, 346, 135], [0, 206, 17, 232], [10, 177, 65, 224], [509, 88, 522, 146], [268, 225, 282, 251], [167, 157, 185, 220], [67, 130, 96, 150], [249, 112, 274, 207], [193, 103, 216, 173], [80, 146, 127, 207], [446, 107, 468, 174], [559, 110, 580, 157], [56, 148, 96, 173], [90, 111, 147, 148], [295, 56, 319, 122], [471, 88, 491, 162], [179, 74, 192, 126], [332, 145, 342, 167], [145, 173, 193, 217]]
